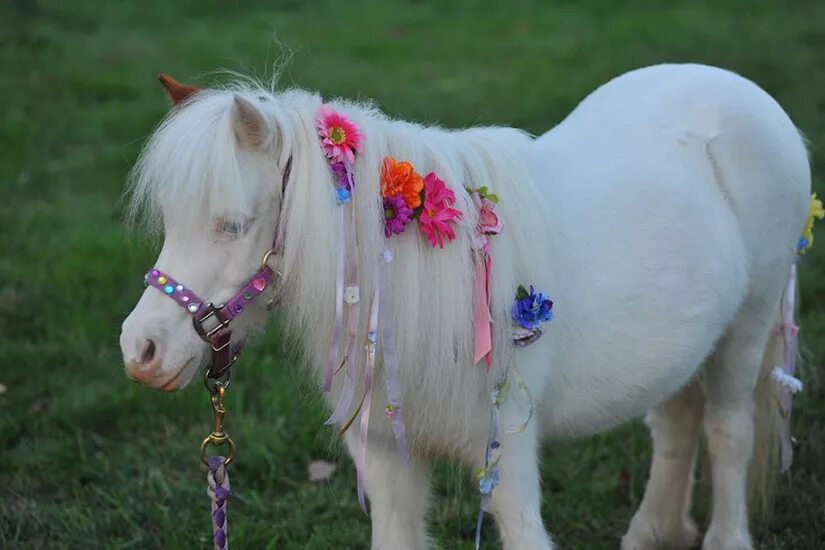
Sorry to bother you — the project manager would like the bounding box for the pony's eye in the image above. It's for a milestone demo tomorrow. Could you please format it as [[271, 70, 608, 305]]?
[[214, 217, 250, 239], [222, 220, 243, 234]]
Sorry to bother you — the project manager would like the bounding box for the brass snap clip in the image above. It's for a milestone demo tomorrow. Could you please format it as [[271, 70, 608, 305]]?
[[200, 381, 236, 466]]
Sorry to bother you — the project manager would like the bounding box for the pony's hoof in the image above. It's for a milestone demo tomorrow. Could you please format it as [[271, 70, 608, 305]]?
[[621, 517, 700, 550], [701, 527, 752, 550]]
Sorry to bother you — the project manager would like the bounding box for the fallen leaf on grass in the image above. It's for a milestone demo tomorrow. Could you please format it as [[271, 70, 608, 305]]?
[[308, 459, 337, 482], [0, 383, 7, 395]]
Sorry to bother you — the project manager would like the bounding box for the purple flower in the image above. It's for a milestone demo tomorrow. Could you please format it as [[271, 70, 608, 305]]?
[[383, 194, 413, 238], [330, 161, 353, 191], [511, 285, 553, 330]]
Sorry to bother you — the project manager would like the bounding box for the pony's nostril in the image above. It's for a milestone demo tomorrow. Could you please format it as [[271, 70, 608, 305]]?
[[140, 339, 157, 365]]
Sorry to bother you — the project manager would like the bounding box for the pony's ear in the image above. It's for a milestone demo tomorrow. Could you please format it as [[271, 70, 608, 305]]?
[[231, 95, 268, 148], [157, 73, 200, 106]]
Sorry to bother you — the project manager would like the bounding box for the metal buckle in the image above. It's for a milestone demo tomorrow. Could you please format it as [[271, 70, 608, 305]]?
[[192, 302, 230, 341], [260, 248, 275, 269]]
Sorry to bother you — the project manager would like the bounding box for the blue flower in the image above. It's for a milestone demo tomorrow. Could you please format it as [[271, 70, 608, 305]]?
[[478, 468, 499, 496], [511, 285, 553, 330], [335, 187, 351, 204]]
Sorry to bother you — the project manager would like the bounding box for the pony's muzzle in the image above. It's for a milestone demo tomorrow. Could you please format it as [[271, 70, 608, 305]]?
[[124, 338, 163, 384]]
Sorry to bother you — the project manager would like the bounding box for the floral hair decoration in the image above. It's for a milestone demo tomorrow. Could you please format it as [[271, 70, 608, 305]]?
[[315, 106, 411, 513], [798, 192, 823, 254], [316, 105, 362, 204], [380, 157, 463, 247], [512, 285, 554, 345]]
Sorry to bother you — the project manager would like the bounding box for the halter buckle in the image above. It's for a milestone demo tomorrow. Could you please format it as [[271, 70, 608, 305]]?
[[193, 302, 230, 341]]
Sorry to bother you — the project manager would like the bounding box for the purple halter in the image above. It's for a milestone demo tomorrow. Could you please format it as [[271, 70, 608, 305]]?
[[143, 257, 277, 378], [142, 158, 291, 380]]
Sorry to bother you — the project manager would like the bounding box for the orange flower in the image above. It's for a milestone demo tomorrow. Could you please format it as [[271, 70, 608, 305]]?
[[380, 157, 423, 209]]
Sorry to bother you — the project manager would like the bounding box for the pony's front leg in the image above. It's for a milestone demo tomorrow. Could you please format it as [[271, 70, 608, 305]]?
[[344, 431, 432, 550], [485, 423, 554, 550]]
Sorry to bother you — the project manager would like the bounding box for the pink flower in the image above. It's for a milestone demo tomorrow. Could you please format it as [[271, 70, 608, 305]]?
[[471, 191, 503, 250], [383, 194, 413, 238], [474, 193, 502, 236], [315, 106, 363, 164], [418, 172, 463, 248]]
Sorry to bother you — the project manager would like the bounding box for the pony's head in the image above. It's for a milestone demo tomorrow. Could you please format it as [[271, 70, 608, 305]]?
[[120, 76, 324, 390]]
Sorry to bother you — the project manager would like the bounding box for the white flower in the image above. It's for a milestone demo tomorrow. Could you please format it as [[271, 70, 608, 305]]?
[[771, 367, 803, 394], [344, 286, 360, 305]]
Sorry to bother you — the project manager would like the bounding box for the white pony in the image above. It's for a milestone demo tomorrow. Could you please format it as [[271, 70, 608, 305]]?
[[121, 63, 810, 549]]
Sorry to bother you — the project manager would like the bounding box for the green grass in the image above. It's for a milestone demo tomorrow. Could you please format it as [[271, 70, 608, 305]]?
[[2, 0, 825, 548]]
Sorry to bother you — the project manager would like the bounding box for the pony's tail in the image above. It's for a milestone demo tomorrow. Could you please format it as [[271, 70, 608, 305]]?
[[748, 289, 792, 515]]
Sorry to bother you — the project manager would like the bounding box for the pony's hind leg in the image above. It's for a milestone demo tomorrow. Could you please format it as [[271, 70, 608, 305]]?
[[344, 433, 432, 550], [622, 379, 704, 550], [702, 306, 775, 550]]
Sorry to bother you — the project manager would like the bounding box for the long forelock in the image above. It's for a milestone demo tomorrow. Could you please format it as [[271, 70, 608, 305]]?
[[126, 81, 294, 235]]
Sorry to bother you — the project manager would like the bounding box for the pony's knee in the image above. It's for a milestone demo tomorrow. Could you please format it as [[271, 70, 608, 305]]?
[[646, 381, 705, 457]]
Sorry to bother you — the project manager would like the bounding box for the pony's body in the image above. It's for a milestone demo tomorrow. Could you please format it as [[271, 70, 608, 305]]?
[[534, 64, 807, 437], [122, 64, 810, 549]]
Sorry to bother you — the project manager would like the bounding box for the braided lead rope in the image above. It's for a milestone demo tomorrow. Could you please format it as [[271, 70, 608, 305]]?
[[207, 456, 231, 550]]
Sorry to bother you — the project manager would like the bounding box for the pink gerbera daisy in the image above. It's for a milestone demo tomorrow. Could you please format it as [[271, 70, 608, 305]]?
[[418, 172, 463, 248], [315, 105, 363, 164]]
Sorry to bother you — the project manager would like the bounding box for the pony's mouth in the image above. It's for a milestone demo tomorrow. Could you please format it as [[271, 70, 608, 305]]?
[[160, 356, 199, 392]]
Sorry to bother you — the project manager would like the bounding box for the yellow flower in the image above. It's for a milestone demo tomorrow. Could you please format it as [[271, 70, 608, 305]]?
[[800, 193, 825, 253]]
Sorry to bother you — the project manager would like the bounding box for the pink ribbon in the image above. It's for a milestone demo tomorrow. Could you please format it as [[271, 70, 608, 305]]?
[[778, 259, 798, 472], [473, 250, 493, 366]]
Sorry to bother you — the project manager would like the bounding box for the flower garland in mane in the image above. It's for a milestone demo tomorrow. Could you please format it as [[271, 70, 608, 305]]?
[[380, 156, 463, 245]]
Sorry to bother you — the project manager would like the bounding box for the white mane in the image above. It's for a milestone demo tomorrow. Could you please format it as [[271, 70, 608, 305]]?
[[129, 79, 548, 450]]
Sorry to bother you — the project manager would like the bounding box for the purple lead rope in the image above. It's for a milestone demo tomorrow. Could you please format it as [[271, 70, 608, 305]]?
[[207, 456, 231, 550]]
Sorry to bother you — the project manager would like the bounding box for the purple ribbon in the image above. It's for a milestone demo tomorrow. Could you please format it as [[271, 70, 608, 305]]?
[[326, 203, 361, 425], [323, 206, 346, 392], [378, 249, 409, 465], [475, 395, 500, 550], [356, 266, 380, 513]]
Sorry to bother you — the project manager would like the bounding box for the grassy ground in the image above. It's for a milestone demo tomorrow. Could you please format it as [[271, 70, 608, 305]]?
[[2, 0, 824, 548]]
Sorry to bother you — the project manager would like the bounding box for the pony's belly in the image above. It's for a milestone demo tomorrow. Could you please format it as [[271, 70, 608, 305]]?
[[538, 353, 700, 439]]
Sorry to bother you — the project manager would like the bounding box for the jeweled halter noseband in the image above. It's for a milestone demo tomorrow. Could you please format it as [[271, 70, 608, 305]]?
[[143, 156, 292, 381]]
